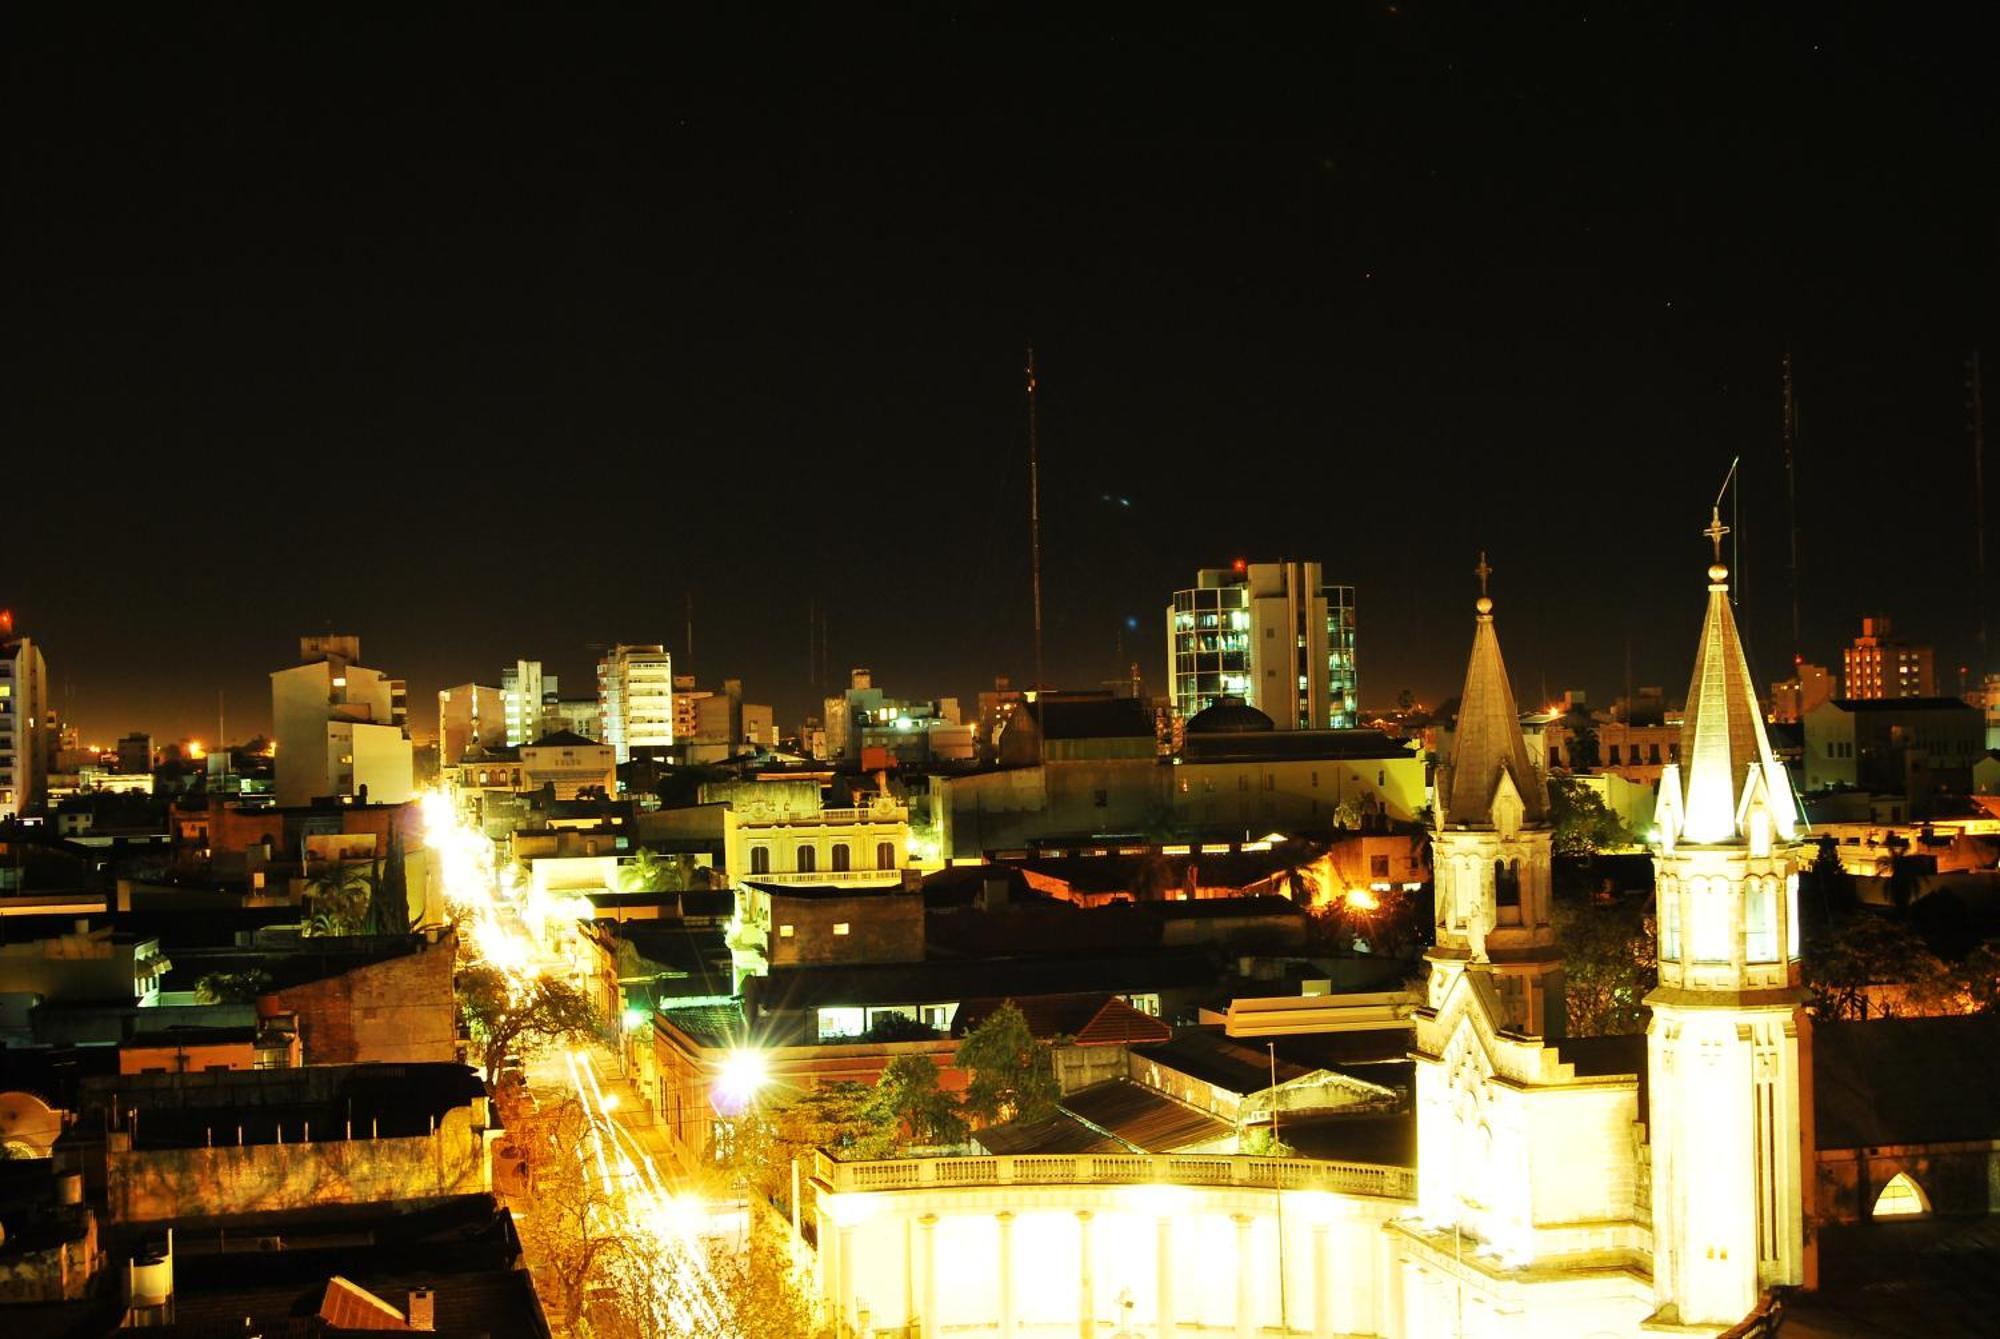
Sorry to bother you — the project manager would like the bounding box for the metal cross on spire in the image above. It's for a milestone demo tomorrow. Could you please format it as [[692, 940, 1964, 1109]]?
[[1704, 506, 1731, 563], [1474, 551, 1492, 596]]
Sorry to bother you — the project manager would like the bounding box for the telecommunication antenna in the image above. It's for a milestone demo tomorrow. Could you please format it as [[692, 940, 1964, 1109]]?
[[1026, 345, 1046, 691], [1972, 350, 1988, 669], [1783, 351, 1801, 659]]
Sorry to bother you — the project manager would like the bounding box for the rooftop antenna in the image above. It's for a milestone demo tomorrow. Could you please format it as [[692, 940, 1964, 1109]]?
[[1027, 344, 1046, 691], [1783, 351, 1802, 659], [1971, 350, 1988, 670], [1714, 457, 1741, 605], [685, 591, 694, 677]]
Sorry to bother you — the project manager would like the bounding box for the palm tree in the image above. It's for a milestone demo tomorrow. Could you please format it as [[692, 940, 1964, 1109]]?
[[304, 861, 373, 936]]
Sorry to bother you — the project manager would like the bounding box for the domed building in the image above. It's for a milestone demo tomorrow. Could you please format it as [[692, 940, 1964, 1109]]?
[[1183, 696, 1275, 734]]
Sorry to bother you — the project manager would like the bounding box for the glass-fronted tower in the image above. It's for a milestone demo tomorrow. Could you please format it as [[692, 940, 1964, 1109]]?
[[1166, 561, 1357, 729]]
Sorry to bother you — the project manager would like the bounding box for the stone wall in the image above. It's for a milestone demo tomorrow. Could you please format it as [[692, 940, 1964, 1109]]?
[[263, 933, 456, 1065], [104, 1105, 489, 1223]]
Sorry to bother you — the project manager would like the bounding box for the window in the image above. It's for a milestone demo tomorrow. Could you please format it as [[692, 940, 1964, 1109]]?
[[778, 924, 795, 938], [1690, 879, 1731, 962], [797, 846, 817, 874], [833, 922, 850, 936], [750, 846, 770, 875], [1872, 1172, 1930, 1218], [817, 1007, 864, 1039], [1660, 883, 1682, 960], [1261, 774, 1274, 791], [1609, 744, 1622, 765], [877, 841, 896, 869], [1124, 993, 1161, 1016], [1746, 877, 1778, 962], [830, 843, 851, 872], [1494, 858, 1521, 909], [1093, 788, 1109, 807], [1370, 855, 1390, 878]]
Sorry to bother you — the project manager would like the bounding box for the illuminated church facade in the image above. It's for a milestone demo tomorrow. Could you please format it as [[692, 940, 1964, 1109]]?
[[812, 524, 1812, 1338]]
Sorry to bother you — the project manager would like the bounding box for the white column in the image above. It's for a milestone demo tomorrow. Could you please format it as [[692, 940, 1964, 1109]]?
[[1312, 1221, 1332, 1339], [1077, 1209, 1095, 1338], [918, 1213, 938, 1339], [1234, 1212, 1255, 1339], [1156, 1214, 1175, 1339], [836, 1224, 855, 1338], [998, 1210, 1017, 1338]]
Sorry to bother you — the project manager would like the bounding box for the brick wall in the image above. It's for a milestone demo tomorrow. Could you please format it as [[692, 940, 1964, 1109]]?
[[263, 934, 457, 1066]]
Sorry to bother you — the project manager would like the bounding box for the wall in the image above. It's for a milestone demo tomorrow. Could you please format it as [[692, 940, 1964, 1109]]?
[[764, 888, 924, 967], [261, 934, 457, 1065], [103, 1106, 488, 1222]]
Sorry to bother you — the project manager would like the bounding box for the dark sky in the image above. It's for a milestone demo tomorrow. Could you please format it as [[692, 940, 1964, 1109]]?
[[6, 4, 1996, 743]]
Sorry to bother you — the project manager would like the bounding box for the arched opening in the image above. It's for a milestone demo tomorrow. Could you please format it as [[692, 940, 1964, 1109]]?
[[796, 845, 817, 875], [1872, 1171, 1930, 1218], [749, 846, 770, 875], [830, 843, 851, 873], [876, 841, 896, 870]]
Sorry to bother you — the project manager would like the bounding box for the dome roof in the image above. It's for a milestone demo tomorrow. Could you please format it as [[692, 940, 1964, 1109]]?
[[1186, 698, 1274, 733]]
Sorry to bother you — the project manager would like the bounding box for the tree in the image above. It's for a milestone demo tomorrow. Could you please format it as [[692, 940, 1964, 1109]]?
[[1554, 894, 1656, 1035], [457, 964, 600, 1084], [1563, 714, 1601, 771], [1799, 836, 1856, 941], [303, 862, 373, 936], [957, 1001, 1059, 1126], [366, 825, 412, 935], [619, 847, 690, 894], [1547, 778, 1631, 860], [1963, 939, 2000, 1014], [1805, 913, 1961, 1021], [869, 1053, 966, 1148], [194, 969, 272, 1004]]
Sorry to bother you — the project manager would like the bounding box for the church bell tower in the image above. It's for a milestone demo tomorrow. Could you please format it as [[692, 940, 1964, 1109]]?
[[1646, 511, 1812, 1326], [1429, 555, 1564, 1037]]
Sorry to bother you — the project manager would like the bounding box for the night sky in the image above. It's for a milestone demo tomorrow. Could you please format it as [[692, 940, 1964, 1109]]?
[[6, 4, 1995, 743]]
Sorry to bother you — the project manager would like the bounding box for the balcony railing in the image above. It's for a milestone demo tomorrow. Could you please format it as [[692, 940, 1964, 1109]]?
[[741, 806, 908, 828], [815, 1150, 1415, 1201], [746, 869, 904, 886]]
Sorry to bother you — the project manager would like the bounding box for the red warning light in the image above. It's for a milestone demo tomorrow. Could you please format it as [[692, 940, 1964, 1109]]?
[[1232, 558, 1247, 573]]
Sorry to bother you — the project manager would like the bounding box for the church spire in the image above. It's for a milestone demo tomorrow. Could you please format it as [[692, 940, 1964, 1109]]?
[[1659, 508, 1799, 846], [1442, 553, 1547, 828]]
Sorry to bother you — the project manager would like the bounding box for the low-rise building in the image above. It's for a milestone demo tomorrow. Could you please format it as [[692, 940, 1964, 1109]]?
[[1804, 696, 1985, 801]]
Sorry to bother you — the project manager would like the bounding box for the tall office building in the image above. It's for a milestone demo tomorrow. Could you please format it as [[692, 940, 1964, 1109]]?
[[1842, 616, 1935, 700], [0, 611, 50, 819], [597, 644, 674, 763], [1165, 560, 1357, 728], [271, 635, 415, 808], [500, 660, 556, 748]]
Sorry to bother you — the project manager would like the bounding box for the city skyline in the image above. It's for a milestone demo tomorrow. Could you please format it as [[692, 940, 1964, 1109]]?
[[8, 7, 1995, 739]]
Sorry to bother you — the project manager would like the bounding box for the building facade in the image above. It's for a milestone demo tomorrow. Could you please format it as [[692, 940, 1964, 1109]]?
[[436, 683, 506, 765], [1841, 616, 1935, 699], [0, 612, 50, 819], [271, 636, 414, 808], [597, 643, 674, 763], [1167, 560, 1357, 730], [500, 659, 555, 748]]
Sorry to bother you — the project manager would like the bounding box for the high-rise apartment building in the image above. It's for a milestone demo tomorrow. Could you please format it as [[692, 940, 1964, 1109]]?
[[597, 644, 674, 763], [1842, 616, 1935, 700], [1165, 560, 1357, 728], [271, 635, 415, 808], [1770, 661, 1837, 723], [0, 611, 50, 819]]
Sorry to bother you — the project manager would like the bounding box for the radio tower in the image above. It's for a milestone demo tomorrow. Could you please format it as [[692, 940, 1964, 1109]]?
[[1783, 350, 1801, 661], [1973, 350, 1988, 669], [1027, 345, 1045, 692]]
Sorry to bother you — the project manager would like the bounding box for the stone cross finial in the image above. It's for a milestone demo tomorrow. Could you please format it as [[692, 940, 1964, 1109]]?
[[1475, 551, 1492, 596], [1704, 507, 1731, 563]]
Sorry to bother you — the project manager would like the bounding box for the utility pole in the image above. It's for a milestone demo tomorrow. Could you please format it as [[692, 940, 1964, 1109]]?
[[1783, 351, 1801, 660], [1027, 345, 1045, 692], [1972, 350, 1988, 670]]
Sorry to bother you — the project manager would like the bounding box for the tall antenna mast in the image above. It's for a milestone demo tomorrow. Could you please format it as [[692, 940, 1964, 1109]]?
[[684, 591, 695, 677], [1783, 351, 1801, 659], [1027, 344, 1045, 691], [1972, 350, 1988, 670], [1714, 456, 1740, 606]]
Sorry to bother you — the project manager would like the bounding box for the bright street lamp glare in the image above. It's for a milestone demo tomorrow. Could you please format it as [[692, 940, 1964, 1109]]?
[[716, 1047, 769, 1104]]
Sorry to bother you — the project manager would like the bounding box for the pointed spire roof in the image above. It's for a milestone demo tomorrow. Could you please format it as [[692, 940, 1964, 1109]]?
[[1669, 510, 1800, 845], [1443, 555, 1548, 828]]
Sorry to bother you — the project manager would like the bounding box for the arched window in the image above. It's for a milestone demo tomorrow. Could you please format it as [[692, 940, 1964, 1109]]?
[[796, 846, 817, 875], [1494, 859, 1521, 908], [877, 841, 896, 870], [830, 844, 851, 873], [1872, 1171, 1930, 1218], [1659, 880, 1682, 961], [749, 846, 770, 875], [1745, 877, 1779, 962]]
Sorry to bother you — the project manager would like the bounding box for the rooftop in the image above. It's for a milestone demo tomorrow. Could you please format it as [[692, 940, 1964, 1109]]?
[[1813, 1014, 2000, 1149]]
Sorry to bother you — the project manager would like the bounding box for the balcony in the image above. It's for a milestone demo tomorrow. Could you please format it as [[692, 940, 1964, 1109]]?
[[814, 1149, 1415, 1201], [741, 805, 908, 828], [745, 869, 904, 887]]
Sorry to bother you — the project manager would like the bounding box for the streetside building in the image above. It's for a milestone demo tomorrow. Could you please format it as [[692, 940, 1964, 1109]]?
[[1802, 696, 1984, 801], [435, 683, 506, 765], [0, 610, 51, 819]]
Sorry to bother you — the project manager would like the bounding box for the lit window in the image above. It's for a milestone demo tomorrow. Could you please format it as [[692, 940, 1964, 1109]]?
[[1659, 882, 1682, 960], [1872, 1172, 1930, 1218], [1690, 879, 1731, 963], [1746, 878, 1778, 962], [833, 922, 850, 936], [817, 1007, 864, 1039]]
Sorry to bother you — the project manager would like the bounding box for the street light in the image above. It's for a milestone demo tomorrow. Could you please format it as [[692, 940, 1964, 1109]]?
[[714, 1047, 769, 1112]]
